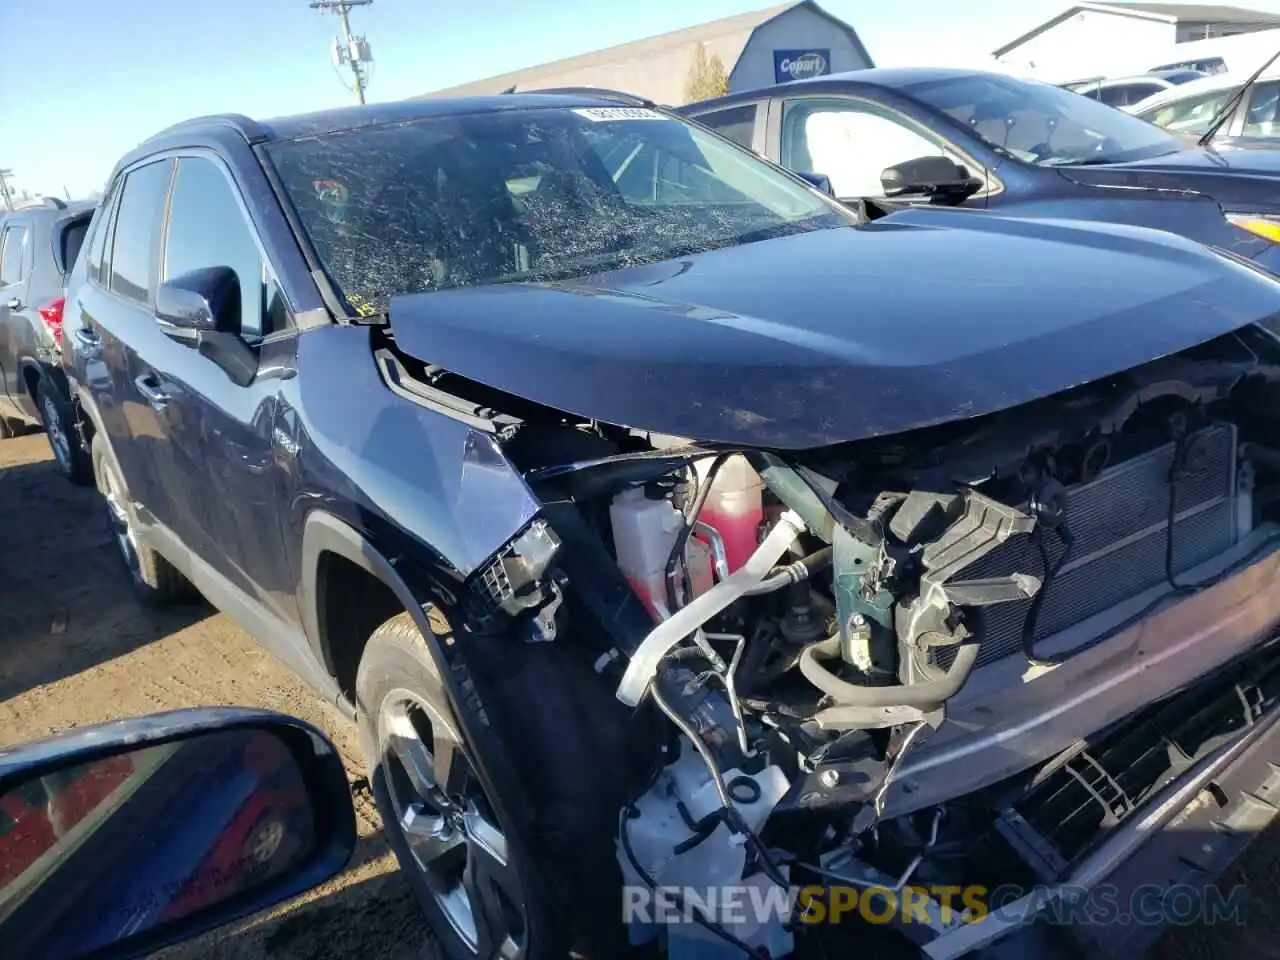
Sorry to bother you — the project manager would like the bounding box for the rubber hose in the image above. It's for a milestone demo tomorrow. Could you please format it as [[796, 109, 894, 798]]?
[[799, 635, 980, 708]]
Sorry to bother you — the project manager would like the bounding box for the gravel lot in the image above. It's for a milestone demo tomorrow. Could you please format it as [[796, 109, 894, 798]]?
[[0, 430, 1274, 959]]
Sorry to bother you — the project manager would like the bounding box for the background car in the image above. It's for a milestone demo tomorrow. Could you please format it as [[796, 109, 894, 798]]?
[[679, 67, 1280, 273], [1057, 70, 1205, 111], [1133, 66, 1280, 140], [0, 197, 96, 483]]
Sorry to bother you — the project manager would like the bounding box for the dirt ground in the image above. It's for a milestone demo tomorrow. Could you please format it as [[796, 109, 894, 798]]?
[[0, 431, 1275, 959]]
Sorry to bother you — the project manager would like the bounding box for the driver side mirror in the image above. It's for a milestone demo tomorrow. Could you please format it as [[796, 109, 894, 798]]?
[[0, 708, 356, 960], [794, 171, 836, 196], [880, 155, 983, 203], [155, 266, 258, 387], [156, 265, 241, 334]]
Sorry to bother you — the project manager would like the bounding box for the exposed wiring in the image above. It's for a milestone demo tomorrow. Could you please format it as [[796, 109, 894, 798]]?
[[666, 453, 730, 612], [1020, 524, 1075, 667], [618, 808, 766, 958], [648, 682, 790, 888]]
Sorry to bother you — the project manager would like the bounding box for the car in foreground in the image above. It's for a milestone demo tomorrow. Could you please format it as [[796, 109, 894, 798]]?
[[0, 197, 96, 482], [679, 67, 1280, 272], [1132, 65, 1280, 140], [62, 94, 1280, 959]]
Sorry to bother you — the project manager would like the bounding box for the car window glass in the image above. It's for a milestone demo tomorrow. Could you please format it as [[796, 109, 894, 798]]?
[[60, 221, 89, 276], [165, 157, 269, 338], [1101, 83, 1164, 107], [109, 161, 173, 304], [780, 99, 954, 198], [85, 188, 116, 284], [1143, 87, 1235, 134], [0, 226, 28, 286], [1243, 81, 1280, 137], [694, 105, 758, 148], [267, 108, 847, 310]]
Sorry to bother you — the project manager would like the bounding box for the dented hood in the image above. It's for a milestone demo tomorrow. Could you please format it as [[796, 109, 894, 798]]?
[[387, 208, 1280, 450]]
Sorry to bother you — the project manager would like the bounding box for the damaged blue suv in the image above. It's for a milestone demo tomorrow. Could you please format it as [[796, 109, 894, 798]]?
[[63, 95, 1280, 960]]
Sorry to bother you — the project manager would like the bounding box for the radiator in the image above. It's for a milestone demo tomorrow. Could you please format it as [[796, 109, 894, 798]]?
[[954, 423, 1242, 667]]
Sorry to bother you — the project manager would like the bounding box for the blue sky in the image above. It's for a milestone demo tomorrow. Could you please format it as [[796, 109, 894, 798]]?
[[3, 0, 1278, 197]]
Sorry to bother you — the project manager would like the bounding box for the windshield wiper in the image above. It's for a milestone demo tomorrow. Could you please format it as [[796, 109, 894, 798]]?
[[1199, 47, 1280, 146]]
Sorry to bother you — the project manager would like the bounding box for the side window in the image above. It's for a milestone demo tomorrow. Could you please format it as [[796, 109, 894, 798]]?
[[84, 187, 118, 284], [0, 226, 28, 286], [1243, 81, 1280, 137], [693, 105, 759, 148], [1143, 88, 1234, 134], [780, 99, 954, 199], [109, 160, 173, 304], [1100, 83, 1164, 108], [164, 157, 270, 338]]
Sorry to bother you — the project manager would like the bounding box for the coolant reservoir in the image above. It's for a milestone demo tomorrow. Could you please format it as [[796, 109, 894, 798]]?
[[611, 489, 713, 619], [695, 455, 764, 573]]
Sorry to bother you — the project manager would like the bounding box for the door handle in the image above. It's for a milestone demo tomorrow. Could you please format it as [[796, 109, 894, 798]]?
[[134, 373, 173, 408], [5, 297, 22, 311], [74, 327, 100, 347]]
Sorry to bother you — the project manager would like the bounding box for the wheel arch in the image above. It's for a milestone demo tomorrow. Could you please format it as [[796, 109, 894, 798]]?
[[300, 510, 455, 706]]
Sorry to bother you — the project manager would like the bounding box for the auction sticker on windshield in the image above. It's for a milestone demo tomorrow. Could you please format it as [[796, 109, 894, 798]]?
[[573, 107, 665, 122]]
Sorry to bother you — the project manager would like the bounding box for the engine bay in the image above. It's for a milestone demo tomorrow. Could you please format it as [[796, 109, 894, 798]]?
[[443, 326, 1280, 956]]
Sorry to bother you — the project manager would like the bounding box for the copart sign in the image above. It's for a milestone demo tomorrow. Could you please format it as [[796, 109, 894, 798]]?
[[773, 49, 831, 83]]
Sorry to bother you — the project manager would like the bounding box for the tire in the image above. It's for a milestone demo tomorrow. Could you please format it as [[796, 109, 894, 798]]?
[[355, 610, 566, 960], [91, 435, 197, 606], [38, 381, 93, 485]]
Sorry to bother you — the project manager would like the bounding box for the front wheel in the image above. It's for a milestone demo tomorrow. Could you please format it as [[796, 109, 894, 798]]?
[[356, 611, 563, 960]]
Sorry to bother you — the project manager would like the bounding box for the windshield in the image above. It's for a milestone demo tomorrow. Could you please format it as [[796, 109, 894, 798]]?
[[904, 73, 1183, 166], [266, 106, 852, 315]]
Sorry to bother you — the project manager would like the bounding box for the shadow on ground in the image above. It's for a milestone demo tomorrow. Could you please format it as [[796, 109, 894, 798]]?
[[0, 453, 210, 700]]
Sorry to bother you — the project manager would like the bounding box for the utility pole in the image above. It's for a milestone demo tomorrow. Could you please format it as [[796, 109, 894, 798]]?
[[310, 0, 374, 104], [0, 169, 14, 212]]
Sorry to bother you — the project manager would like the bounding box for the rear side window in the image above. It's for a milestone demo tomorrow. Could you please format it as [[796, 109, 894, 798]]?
[[109, 160, 173, 303], [55, 217, 91, 277], [694, 104, 759, 148], [85, 189, 117, 284], [1141, 88, 1234, 135], [0, 226, 28, 285], [164, 157, 270, 337]]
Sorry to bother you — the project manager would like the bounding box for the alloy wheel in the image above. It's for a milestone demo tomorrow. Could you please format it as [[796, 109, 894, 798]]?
[[41, 394, 71, 473], [101, 462, 141, 581], [378, 689, 526, 958]]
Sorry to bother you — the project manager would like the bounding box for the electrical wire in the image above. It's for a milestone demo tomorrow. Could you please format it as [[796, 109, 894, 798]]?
[[1020, 524, 1075, 667], [666, 453, 730, 612], [648, 682, 790, 889], [618, 808, 767, 959]]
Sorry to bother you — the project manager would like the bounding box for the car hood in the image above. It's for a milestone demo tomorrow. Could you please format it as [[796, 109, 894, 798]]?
[[1061, 144, 1280, 198], [387, 208, 1280, 450]]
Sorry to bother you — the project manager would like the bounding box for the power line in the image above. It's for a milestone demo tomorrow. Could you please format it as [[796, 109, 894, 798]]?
[[0, 170, 14, 212], [310, 0, 374, 105]]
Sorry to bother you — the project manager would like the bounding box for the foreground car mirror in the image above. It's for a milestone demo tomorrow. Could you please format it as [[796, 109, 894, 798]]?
[[880, 155, 982, 203], [156, 266, 259, 387], [156, 265, 241, 334], [0, 708, 356, 959], [794, 171, 836, 196]]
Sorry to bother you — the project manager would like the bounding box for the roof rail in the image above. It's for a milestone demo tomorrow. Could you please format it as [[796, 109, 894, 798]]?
[[145, 113, 270, 145], [12, 196, 67, 211], [512, 86, 657, 108]]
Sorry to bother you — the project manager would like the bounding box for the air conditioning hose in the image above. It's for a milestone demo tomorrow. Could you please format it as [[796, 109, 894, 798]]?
[[799, 635, 979, 708]]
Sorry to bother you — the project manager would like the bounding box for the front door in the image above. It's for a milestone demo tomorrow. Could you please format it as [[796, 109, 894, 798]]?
[[151, 155, 295, 621], [774, 96, 991, 210]]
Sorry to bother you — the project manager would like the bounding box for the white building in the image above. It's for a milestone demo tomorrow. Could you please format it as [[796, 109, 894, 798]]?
[[423, 2, 873, 104], [992, 2, 1280, 82]]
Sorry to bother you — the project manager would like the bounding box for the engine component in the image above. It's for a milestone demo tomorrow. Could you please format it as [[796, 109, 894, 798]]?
[[611, 487, 713, 619], [943, 422, 1241, 669], [695, 454, 765, 573], [618, 739, 793, 958], [616, 510, 807, 707]]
